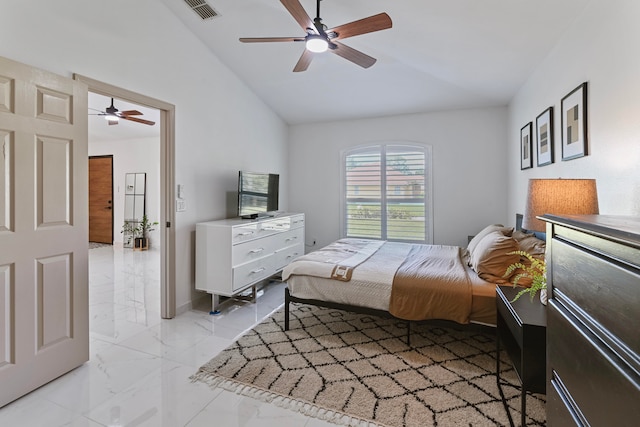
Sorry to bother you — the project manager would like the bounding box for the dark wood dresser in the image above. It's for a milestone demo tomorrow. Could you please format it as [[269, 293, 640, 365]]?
[[541, 214, 640, 426]]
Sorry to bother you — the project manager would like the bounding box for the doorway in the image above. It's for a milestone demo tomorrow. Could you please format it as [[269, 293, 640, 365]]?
[[75, 74, 176, 319], [89, 155, 113, 244]]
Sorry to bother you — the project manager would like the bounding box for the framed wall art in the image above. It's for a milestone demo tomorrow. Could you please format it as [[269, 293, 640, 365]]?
[[520, 122, 533, 170], [536, 106, 554, 166], [561, 82, 588, 160]]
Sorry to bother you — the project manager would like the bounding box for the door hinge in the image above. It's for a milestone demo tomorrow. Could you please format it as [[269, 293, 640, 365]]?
[[166, 221, 171, 228]]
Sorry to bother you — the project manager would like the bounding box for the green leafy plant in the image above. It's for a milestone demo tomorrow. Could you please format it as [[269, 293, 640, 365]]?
[[503, 250, 547, 302], [136, 214, 158, 238]]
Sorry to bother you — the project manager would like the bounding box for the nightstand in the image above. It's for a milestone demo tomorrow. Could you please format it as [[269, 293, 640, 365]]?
[[496, 285, 546, 427]]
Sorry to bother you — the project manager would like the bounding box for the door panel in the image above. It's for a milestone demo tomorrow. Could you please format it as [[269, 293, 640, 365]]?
[[89, 156, 113, 243], [0, 55, 88, 407]]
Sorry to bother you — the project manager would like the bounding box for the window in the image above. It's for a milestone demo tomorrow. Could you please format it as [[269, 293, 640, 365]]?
[[342, 144, 432, 243]]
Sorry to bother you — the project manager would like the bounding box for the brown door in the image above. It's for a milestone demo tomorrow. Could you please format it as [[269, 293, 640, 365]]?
[[89, 156, 113, 243]]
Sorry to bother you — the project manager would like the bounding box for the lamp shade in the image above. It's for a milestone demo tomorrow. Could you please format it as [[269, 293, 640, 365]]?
[[523, 179, 599, 232]]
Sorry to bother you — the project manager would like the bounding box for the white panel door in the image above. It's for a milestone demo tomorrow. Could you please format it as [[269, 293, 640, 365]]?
[[0, 56, 89, 407]]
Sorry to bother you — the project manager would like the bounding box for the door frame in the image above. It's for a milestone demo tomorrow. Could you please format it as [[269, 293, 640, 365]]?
[[74, 74, 176, 319]]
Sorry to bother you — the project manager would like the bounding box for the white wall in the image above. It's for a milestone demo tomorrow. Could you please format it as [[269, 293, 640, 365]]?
[[0, 0, 288, 313], [288, 107, 509, 249], [508, 0, 640, 221], [89, 137, 161, 245]]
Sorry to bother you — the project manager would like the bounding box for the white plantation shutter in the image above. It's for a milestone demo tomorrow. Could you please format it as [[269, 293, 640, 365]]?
[[343, 144, 431, 243]]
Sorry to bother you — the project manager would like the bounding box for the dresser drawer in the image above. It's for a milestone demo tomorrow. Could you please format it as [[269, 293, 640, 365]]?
[[270, 227, 304, 250], [548, 373, 582, 427], [273, 243, 303, 271], [232, 258, 275, 291], [231, 223, 260, 244], [232, 236, 277, 266], [551, 239, 640, 355], [548, 301, 640, 426]]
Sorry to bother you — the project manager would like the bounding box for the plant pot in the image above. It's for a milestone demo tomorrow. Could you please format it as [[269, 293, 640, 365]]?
[[134, 237, 148, 251], [540, 288, 548, 305]]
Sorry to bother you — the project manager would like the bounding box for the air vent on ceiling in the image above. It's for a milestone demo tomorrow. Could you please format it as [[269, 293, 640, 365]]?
[[183, 0, 218, 20]]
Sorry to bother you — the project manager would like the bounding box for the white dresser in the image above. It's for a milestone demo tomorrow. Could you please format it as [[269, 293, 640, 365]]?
[[196, 212, 305, 311]]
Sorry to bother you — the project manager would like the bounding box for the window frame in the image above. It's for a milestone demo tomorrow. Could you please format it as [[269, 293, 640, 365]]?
[[340, 142, 433, 244]]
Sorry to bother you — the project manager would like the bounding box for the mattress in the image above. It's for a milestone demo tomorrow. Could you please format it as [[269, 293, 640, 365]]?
[[284, 240, 497, 326]]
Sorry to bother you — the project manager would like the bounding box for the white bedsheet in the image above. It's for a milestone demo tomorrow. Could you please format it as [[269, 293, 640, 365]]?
[[285, 241, 412, 311]]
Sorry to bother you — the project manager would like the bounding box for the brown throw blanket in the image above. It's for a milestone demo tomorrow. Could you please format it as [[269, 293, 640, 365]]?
[[389, 245, 472, 324]]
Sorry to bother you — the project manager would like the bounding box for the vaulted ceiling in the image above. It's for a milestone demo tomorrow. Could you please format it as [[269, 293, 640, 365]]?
[[89, 0, 592, 142], [160, 0, 591, 125]]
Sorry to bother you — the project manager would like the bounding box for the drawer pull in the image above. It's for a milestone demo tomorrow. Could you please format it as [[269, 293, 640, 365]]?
[[250, 267, 266, 274], [236, 231, 254, 237], [285, 237, 297, 242], [286, 253, 299, 259], [249, 248, 264, 254]]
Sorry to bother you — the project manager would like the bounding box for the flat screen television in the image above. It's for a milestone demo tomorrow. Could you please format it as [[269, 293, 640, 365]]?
[[237, 171, 279, 219]]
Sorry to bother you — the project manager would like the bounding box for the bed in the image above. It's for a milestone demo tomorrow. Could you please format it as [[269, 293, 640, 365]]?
[[281, 220, 546, 340]]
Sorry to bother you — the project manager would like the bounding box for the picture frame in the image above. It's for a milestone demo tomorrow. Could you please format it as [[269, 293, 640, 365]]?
[[561, 82, 588, 160], [536, 107, 554, 167], [520, 122, 533, 170]]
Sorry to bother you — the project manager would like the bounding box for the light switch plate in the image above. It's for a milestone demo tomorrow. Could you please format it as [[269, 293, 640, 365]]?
[[176, 199, 186, 212]]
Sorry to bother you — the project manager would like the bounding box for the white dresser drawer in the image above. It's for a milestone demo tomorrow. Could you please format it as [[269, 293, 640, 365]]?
[[232, 258, 275, 291], [269, 227, 304, 249], [232, 236, 277, 266], [273, 244, 304, 271], [290, 214, 305, 229], [231, 223, 259, 244]]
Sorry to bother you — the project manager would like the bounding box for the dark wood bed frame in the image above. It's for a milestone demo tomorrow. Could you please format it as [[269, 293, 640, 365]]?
[[283, 216, 527, 344]]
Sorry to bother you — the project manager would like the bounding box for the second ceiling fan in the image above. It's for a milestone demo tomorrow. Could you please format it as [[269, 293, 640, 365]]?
[[92, 98, 155, 126], [239, 0, 392, 72]]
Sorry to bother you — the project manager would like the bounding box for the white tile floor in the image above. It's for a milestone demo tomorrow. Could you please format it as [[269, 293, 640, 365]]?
[[0, 246, 335, 426]]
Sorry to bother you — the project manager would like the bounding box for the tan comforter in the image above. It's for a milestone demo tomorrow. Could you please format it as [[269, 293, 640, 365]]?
[[389, 245, 472, 324]]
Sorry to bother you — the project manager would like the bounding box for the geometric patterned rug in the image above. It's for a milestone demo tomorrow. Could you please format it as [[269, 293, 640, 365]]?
[[192, 303, 546, 426]]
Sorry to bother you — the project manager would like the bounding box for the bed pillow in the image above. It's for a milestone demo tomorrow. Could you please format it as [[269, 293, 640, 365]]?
[[512, 229, 534, 241], [467, 224, 514, 258], [469, 230, 520, 283], [517, 235, 546, 257]]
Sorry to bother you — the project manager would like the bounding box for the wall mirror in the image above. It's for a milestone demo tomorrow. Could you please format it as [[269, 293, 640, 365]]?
[[123, 173, 146, 247]]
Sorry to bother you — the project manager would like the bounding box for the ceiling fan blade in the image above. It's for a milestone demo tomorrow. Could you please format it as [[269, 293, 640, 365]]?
[[328, 13, 392, 41], [330, 41, 377, 68], [119, 110, 143, 116], [280, 0, 317, 34], [122, 116, 156, 126], [240, 37, 304, 43], [293, 49, 314, 72]]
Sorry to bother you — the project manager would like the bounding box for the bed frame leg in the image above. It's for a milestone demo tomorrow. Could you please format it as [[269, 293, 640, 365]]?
[[284, 287, 290, 331], [407, 321, 411, 346]]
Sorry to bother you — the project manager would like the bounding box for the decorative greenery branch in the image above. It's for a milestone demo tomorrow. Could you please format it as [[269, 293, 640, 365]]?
[[503, 250, 547, 302]]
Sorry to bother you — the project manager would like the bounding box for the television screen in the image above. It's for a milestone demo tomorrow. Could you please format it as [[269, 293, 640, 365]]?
[[238, 171, 279, 218]]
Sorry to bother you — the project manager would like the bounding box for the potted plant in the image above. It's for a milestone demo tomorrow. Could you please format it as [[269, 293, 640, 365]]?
[[134, 214, 158, 251], [503, 251, 547, 304]]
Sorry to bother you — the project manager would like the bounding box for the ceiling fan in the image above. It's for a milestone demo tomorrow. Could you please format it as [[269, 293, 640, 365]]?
[[90, 98, 155, 126], [239, 0, 392, 72]]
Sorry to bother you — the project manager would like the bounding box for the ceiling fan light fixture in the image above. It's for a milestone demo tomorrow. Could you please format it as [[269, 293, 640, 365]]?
[[104, 114, 119, 122], [306, 35, 328, 53]]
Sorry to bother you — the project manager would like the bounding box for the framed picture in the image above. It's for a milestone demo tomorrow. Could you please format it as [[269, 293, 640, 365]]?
[[536, 107, 554, 166], [520, 122, 533, 170], [561, 82, 588, 160]]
